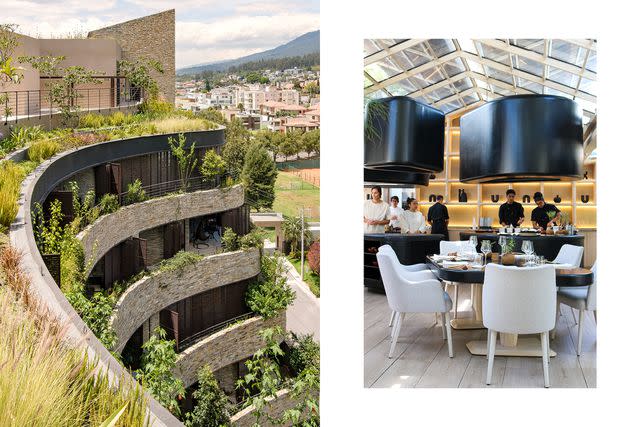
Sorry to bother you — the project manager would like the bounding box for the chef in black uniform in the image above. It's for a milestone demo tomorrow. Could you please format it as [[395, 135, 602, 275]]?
[[427, 195, 449, 240], [531, 192, 561, 231], [499, 189, 525, 227]]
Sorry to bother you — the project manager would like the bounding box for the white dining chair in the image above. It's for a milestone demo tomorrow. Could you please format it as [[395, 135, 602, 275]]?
[[552, 244, 584, 324], [440, 240, 477, 319], [377, 250, 453, 359], [483, 263, 556, 387], [378, 245, 438, 329], [556, 260, 597, 356]]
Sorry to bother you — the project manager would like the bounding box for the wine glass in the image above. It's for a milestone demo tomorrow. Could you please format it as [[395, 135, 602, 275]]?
[[481, 240, 492, 265], [522, 240, 535, 266], [498, 235, 507, 255], [469, 235, 478, 251]]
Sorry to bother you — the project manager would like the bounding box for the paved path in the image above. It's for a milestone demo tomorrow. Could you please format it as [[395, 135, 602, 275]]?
[[284, 259, 320, 342]]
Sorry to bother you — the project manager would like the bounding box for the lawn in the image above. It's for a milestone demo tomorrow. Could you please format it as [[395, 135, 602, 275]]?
[[288, 255, 320, 297], [273, 172, 320, 221]]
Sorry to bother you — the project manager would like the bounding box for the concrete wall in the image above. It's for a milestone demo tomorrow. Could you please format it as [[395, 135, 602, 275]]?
[[174, 312, 286, 388], [88, 9, 175, 103], [111, 248, 261, 353], [78, 185, 244, 274], [39, 39, 121, 74]]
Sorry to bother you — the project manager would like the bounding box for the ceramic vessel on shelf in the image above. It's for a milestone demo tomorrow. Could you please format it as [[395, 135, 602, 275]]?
[[553, 195, 562, 203], [522, 195, 530, 203], [458, 188, 468, 203], [429, 194, 436, 202], [581, 194, 590, 203], [491, 194, 499, 203]]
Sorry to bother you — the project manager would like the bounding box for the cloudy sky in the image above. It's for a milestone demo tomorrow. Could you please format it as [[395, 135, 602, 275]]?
[[4, 0, 320, 68]]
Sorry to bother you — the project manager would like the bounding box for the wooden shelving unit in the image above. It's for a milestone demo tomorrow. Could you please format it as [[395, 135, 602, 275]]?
[[415, 113, 597, 230]]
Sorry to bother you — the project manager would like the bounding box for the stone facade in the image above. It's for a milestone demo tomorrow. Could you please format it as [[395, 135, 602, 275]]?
[[139, 226, 164, 266], [60, 168, 95, 197], [111, 248, 260, 353], [78, 185, 244, 274], [231, 388, 312, 427], [174, 312, 286, 387], [88, 10, 175, 103]]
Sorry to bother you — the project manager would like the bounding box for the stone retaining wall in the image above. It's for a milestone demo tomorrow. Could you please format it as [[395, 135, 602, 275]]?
[[78, 185, 244, 274], [231, 388, 314, 427], [174, 312, 286, 388], [111, 248, 260, 353]]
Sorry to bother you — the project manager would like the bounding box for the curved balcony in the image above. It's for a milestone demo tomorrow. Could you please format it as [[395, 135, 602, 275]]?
[[111, 248, 261, 353], [174, 311, 286, 388], [78, 185, 244, 274], [9, 129, 225, 426]]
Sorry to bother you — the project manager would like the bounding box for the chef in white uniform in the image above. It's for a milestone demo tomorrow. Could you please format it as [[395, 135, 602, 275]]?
[[388, 195, 403, 229], [399, 197, 427, 234], [363, 185, 390, 233]]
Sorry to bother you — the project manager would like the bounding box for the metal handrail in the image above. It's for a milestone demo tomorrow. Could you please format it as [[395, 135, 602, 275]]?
[[118, 175, 227, 205], [177, 312, 256, 352], [1, 83, 142, 125]]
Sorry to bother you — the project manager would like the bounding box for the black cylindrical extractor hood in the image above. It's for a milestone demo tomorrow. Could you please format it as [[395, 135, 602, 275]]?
[[459, 95, 584, 183], [364, 96, 445, 175], [364, 168, 430, 186]]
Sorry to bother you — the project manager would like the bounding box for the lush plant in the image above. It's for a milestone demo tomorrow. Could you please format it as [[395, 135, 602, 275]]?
[[0, 24, 23, 122], [168, 133, 197, 191], [153, 117, 215, 134], [117, 58, 164, 99], [302, 129, 320, 156], [200, 149, 226, 183], [156, 250, 202, 274], [79, 112, 106, 128], [125, 179, 148, 205], [306, 241, 320, 275], [68, 289, 119, 349], [184, 365, 231, 427], [221, 118, 250, 179], [254, 129, 285, 161], [302, 81, 319, 95], [196, 107, 226, 125], [281, 129, 304, 159], [138, 98, 174, 118], [99, 193, 120, 215], [236, 326, 286, 424], [0, 160, 27, 228], [246, 255, 295, 319], [241, 143, 277, 211], [136, 327, 185, 416], [0, 246, 150, 427], [240, 228, 265, 252], [282, 215, 313, 258], [288, 333, 320, 375], [280, 365, 320, 427], [27, 138, 61, 162], [1, 125, 45, 152], [221, 227, 239, 252]]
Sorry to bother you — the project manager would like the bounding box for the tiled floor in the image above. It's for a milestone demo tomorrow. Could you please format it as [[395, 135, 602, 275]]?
[[364, 286, 596, 388]]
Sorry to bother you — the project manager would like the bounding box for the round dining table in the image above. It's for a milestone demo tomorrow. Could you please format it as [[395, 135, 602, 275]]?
[[426, 257, 594, 357]]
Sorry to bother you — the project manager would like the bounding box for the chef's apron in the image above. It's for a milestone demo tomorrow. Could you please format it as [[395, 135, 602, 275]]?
[[431, 219, 449, 241]]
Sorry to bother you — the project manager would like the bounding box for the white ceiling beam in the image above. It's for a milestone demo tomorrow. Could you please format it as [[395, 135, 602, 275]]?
[[477, 39, 597, 81], [364, 39, 427, 66], [433, 87, 477, 107], [407, 71, 469, 99], [364, 51, 460, 95], [562, 39, 597, 51]]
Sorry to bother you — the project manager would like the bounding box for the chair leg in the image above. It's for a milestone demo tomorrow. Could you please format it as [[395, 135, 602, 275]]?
[[441, 312, 446, 339], [453, 284, 459, 319], [541, 331, 550, 388], [593, 310, 597, 324], [571, 307, 578, 326], [577, 309, 584, 356], [445, 311, 453, 358], [389, 313, 403, 358], [388, 310, 396, 328], [486, 330, 497, 385], [552, 300, 560, 340]]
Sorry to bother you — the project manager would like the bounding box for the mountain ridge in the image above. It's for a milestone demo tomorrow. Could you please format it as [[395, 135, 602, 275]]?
[[177, 30, 319, 75]]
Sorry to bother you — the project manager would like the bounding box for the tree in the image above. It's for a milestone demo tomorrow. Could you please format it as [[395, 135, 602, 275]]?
[[117, 58, 164, 99], [136, 327, 185, 416], [168, 133, 197, 191], [204, 78, 211, 92], [281, 129, 303, 159], [255, 129, 285, 161], [302, 81, 319, 95], [221, 118, 250, 179], [245, 256, 295, 319], [237, 102, 245, 113], [302, 129, 320, 156], [306, 241, 320, 275], [241, 143, 277, 211], [0, 24, 24, 122], [282, 215, 313, 258], [184, 365, 231, 427], [200, 149, 226, 183]]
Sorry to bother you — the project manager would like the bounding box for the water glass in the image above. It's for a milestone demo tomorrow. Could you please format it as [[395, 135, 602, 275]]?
[[522, 240, 535, 266], [469, 235, 478, 250], [498, 236, 507, 255], [481, 240, 492, 265]]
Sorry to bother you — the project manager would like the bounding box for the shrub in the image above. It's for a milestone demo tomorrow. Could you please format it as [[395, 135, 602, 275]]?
[[288, 333, 320, 375], [240, 228, 264, 252], [282, 215, 313, 258], [153, 117, 214, 134], [1, 126, 45, 152], [307, 241, 320, 275], [78, 112, 105, 128], [221, 227, 239, 252], [240, 143, 277, 211], [98, 193, 119, 215], [108, 111, 127, 126], [200, 149, 226, 183], [246, 255, 295, 319], [156, 250, 202, 274], [184, 365, 231, 427], [124, 179, 147, 204], [168, 133, 197, 191], [27, 139, 61, 162], [138, 98, 174, 118], [136, 327, 185, 416]]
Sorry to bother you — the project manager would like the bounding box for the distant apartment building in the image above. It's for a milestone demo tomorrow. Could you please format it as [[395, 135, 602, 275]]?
[[2, 9, 175, 128]]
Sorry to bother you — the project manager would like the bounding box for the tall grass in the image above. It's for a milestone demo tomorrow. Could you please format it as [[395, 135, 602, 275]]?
[[0, 245, 150, 426], [0, 160, 29, 229], [28, 139, 61, 162], [150, 117, 216, 134]]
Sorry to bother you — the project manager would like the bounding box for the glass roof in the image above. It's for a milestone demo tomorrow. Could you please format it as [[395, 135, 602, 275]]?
[[364, 38, 597, 123]]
